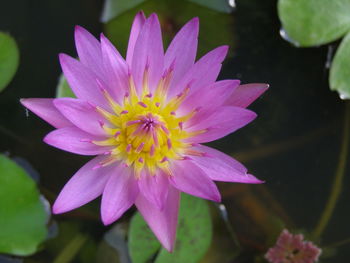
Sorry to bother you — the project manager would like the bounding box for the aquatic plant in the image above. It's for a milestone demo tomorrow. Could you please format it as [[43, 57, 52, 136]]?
[[21, 12, 267, 251], [265, 229, 322, 263]]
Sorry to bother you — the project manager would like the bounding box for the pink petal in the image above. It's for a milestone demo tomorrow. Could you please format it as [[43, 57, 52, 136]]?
[[74, 26, 105, 79], [59, 53, 108, 108], [135, 185, 180, 252], [20, 98, 72, 128], [52, 156, 115, 214], [169, 159, 221, 202], [126, 11, 146, 66], [186, 106, 257, 143], [164, 17, 199, 89], [168, 45, 228, 99], [138, 171, 169, 210], [225, 83, 269, 108], [100, 33, 129, 103], [53, 98, 106, 136], [190, 145, 263, 183], [101, 164, 139, 225], [131, 13, 164, 94], [44, 127, 110, 155], [180, 79, 240, 119]]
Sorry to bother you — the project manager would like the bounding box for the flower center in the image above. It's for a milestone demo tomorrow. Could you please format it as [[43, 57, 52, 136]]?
[[125, 112, 169, 153], [92, 74, 197, 176]]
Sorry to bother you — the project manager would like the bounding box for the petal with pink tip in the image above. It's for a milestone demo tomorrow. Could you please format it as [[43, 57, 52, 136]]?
[[53, 98, 106, 136], [190, 145, 263, 183], [20, 98, 71, 128], [169, 160, 221, 202], [225, 83, 269, 108], [126, 11, 146, 66], [186, 106, 257, 143], [101, 164, 139, 225], [135, 185, 180, 252], [44, 127, 110, 155], [74, 26, 104, 78], [100, 33, 129, 103], [131, 13, 164, 93], [168, 45, 228, 99], [138, 171, 169, 210], [164, 17, 199, 89], [59, 54, 108, 108], [53, 156, 115, 214]]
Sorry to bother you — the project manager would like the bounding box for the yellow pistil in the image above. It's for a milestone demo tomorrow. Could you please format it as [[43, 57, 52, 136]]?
[[92, 74, 195, 178]]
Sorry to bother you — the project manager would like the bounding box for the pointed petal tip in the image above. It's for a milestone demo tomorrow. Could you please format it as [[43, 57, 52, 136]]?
[[58, 53, 69, 63], [211, 192, 222, 203], [42, 134, 51, 145], [74, 25, 83, 32], [136, 10, 146, 19], [163, 241, 175, 253], [148, 13, 161, 25], [52, 202, 68, 215], [192, 17, 199, 24], [74, 25, 93, 38], [20, 98, 28, 107], [251, 83, 269, 90], [101, 216, 115, 226], [149, 12, 157, 19], [251, 111, 258, 120], [99, 32, 109, 43], [246, 174, 265, 184], [188, 17, 199, 28], [221, 45, 229, 55]]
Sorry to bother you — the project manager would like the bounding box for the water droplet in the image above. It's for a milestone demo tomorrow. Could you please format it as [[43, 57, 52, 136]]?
[[217, 204, 229, 222], [228, 0, 236, 9], [279, 28, 300, 47], [325, 45, 334, 69], [339, 93, 350, 100]]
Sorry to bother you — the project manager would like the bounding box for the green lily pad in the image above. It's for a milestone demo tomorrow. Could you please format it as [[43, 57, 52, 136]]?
[[330, 31, 350, 99], [104, 0, 235, 58], [56, 73, 75, 98], [128, 213, 161, 263], [278, 0, 350, 47], [128, 193, 212, 263], [0, 32, 19, 91], [101, 0, 147, 23], [188, 0, 233, 13], [0, 155, 48, 256]]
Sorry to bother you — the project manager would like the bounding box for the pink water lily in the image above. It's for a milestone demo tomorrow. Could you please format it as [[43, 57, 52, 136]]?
[[265, 229, 322, 263], [21, 12, 268, 251]]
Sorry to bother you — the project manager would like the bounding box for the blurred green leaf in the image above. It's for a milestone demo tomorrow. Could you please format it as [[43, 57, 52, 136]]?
[[198, 205, 240, 263], [53, 234, 88, 263], [330, 31, 350, 99], [128, 193, 212, 263], [104, 0, 235, 58], [188, 0, 233, 13], [101, 0, 147, 23], [278, 0, 350, 47], [47, 221, 97, 263], [129, 212, 161, 263], [96, 240, 122, 263], [0, 32, 19, 92], [56, 73, 75, 98], [155, 194, 212, 263], [0, 155, 48, 256]]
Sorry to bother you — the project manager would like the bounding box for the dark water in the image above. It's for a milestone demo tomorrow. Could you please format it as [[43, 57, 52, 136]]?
[[0, 0, 349, 262]]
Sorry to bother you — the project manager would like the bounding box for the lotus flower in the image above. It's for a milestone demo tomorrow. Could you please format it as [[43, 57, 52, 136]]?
[[21, 12, 268, 251]]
